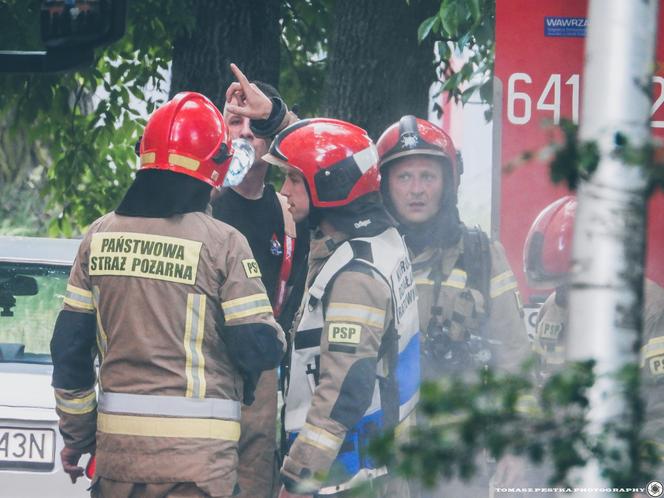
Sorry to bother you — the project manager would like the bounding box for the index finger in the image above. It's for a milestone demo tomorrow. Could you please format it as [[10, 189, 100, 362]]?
[[230, 63, 251, 91]]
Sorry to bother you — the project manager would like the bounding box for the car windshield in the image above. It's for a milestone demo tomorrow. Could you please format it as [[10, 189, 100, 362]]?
[[0, 263, 69, 364]]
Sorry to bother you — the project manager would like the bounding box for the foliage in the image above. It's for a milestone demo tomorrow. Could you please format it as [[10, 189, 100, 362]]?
[[545, 120, 664, 194], [417, 0, 495, 119], [547, 120, 599, 191], [279, 0, 331, 118], [0, 0, 334, 235], [370, 360, 659, 490], [0, 1, 195, 235]]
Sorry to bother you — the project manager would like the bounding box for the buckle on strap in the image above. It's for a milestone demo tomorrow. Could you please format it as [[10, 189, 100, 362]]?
[[98, 392, 241, 420]]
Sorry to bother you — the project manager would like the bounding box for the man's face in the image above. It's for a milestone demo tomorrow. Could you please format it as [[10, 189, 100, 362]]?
[[280, 167, 311, 223], [223, 107, 269, 161], [387, 155, 445, 225]]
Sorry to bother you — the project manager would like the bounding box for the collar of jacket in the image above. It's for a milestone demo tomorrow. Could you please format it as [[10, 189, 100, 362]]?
[[308, 229, 350, 261]]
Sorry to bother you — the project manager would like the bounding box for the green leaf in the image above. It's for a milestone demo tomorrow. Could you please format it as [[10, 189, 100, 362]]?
[[468, 0, 481, 21], [418, 16, 438, 43], [461, 85, 476, 104], [439, 0, 459, 36]]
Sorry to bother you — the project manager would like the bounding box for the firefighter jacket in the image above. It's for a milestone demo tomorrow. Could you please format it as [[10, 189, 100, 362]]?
[[51, 212, 286, 497], [411, 232, 530, 378], [281, 227, 420, 495], [535, 278, 664, 460]]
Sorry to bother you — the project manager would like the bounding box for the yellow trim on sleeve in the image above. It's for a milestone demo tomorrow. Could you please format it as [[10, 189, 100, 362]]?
[[55, 391, 97, 415], [66, 284, 92, 299], [326, 302, 385, 329], [490, 271, 518, 298], [221, 293, 273, 321], [225, 306, 273, 321], [222, 293, 270, 308]]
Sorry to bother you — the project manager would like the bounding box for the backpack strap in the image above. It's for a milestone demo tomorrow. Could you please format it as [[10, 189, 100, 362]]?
[[462, 225, 492, 314]]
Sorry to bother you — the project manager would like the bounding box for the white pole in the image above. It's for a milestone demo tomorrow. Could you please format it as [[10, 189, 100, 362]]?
[[566, 0, 659, 496]]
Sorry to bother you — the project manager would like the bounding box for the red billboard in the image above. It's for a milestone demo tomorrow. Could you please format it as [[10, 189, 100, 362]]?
[[495, 0, 664, 301]]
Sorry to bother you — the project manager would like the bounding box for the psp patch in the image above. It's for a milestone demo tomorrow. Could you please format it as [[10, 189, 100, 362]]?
[[650, 354, 664, 376], [242, 258, 262, 278], [328, 322, 361, 344]]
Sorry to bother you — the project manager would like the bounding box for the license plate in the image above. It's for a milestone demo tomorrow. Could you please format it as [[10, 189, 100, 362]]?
[[0, 427, 55, 470]]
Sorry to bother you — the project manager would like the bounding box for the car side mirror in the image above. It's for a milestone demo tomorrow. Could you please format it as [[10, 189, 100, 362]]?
[[0, 0, 127, 73]]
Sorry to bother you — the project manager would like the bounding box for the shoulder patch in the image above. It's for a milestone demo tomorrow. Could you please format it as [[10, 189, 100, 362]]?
[[242, 258, 262, 278], [650, 354, 664, 376], [328, 322, 362, 344]]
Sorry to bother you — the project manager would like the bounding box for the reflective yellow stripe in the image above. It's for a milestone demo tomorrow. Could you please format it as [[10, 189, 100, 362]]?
[[64, 284, 94, 311], [444, 269, 468, 289], [640, 336, 664, 366], [168, 153, 200, 171], [97, 413, 240, 440], [140, 152, 156, 165], [326, 303, 385, 328], [415, 269, 468, 290], [299, 423, 342, 453], [63, 296, 95, 311], [222, 293, 270, 308], [67, 284, 92, 299], [222, 293, 272, 321], [184, 294, 207, 398], [55, 391, 97, 415], [92, 287, 108, 361], [490, 271, 518, 298]]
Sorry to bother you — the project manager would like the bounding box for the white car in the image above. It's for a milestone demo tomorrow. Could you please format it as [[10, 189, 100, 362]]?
[[0, 236, 91, 497]]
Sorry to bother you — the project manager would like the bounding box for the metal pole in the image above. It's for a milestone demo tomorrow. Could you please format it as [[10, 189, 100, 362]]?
[[566, 0, 659, 496]]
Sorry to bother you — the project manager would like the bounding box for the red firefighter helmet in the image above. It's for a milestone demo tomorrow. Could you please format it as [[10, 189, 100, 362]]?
[[139, 92, 233, 188], [263, 118, 380, 208], [376, 115, 461, 189], [523, 195, 577, 288]]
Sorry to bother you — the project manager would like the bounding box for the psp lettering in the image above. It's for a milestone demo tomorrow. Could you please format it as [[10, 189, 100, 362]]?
[[242, 259, 262, 278], [328, 323, 361, 344], [332, 326, 356, 340]]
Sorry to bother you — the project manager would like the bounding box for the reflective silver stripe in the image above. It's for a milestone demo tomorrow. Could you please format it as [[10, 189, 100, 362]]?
[[98, 392, 241, 420], [490, 271, 518, 298], [64, 284, 94, 310], [318, 467, 388, 495], [326, 303, 386, 328], [444, 269, 467, 289], [55, 391, 97, 415], [221, 293, 272, 321], [299, 423, 343, 453]]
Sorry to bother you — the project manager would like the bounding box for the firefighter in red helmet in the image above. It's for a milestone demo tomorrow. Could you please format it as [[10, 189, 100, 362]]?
[[376, 116, 530, 498], [50, 91, 286, 498], [377, 116, 529, 379], [522, 195, 664, 486], [265, 118, 419, 498], [523, 195, 576, 377], [525, 195, 664, 418]]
